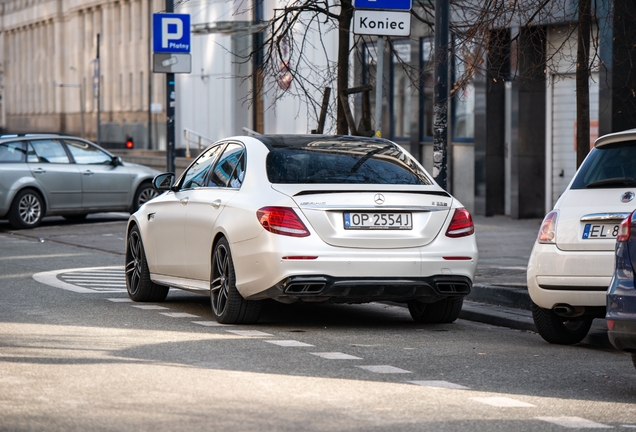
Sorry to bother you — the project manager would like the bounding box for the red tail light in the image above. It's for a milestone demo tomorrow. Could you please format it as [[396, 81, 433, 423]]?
[[617, 212, 634, 242], [445, 208, 474, 238], [538, 210, 559, 244], [257, 207, 310, 237]]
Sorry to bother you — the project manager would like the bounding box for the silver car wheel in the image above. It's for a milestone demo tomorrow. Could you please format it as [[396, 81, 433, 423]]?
[[19, 193, 42, 225], [211, 243, 230, 317], [137, 187, 159, 207]]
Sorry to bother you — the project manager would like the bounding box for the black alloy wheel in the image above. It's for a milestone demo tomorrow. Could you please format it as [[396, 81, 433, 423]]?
[[210, 237, 262, 324], [125, 225, 169, 302], [8, 189, 44, 229], [407, 297, 464, 323], [531, 302, 593, 345]]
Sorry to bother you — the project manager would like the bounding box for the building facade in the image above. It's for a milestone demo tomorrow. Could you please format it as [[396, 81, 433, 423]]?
[[2, 1, 635, 218]]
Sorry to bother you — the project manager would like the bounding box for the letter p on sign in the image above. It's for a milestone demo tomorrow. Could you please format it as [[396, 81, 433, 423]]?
[[162, 18, 183, 48]]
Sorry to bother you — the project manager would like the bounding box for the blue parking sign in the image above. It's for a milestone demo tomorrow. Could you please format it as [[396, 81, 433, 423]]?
[[153, 13, 191, 53], [354, 0, 411, 10]]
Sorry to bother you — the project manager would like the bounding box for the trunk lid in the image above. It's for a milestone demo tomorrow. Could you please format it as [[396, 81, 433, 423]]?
[[555, 189, 635, 251], [272, 184, 453, 248]]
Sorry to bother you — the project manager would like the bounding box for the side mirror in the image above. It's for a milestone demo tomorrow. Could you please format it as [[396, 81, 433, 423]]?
[[153, 173, 176, 191], [111, 156, 123, 166]]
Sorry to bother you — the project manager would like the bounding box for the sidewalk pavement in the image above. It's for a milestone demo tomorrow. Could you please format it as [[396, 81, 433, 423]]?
[[456, 215, 611, 348]]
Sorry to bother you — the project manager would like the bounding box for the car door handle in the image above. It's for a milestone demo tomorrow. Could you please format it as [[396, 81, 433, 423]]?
[[33, 168, 46, 174], [211, 199, 222, 209], [83, 170, 94, 176], [180, 198, 189, 206]]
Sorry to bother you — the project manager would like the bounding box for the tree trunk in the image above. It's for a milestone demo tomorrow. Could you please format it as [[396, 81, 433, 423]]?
[[576, 0, 591, 168], [337, 0, 353, 135]]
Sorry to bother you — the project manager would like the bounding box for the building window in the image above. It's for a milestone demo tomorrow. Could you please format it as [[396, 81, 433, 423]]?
[[362, 40, 413, 140], [420, 38, 434, 140], [391, 40, 411, 139], [362, 42, 379, 129], [452, 36, 476, 140]]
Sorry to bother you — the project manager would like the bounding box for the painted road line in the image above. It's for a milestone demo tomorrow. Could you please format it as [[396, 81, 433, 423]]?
[[536, 417, 612, 429], [131, 305, 170, 310], [357, 365, 411, 374], [160, 312, 200, 318], [310, 352, 363, 360], [33, 266, 125, 293], [471, 397, 535, 408], [226, 330, 273, 337], [265, 340, 314, 347], [107, 298, 133, 302], [192, 321, 233, 327], [408, 380, 470, 390]]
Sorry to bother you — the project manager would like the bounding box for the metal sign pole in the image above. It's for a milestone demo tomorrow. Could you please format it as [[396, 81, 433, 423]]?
[[374, 37, 385, 137], [165, 0, 176, 173], [96, 33, 101, 146]]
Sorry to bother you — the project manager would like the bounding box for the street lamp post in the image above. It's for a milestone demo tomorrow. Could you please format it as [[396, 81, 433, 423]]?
[[56, 82, 85, 138]]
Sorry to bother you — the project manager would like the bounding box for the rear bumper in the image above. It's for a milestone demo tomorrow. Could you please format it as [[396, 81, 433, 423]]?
[[527, 242, 612, 308], [247, 274, 471, 302], [608, 320, 636, 352]]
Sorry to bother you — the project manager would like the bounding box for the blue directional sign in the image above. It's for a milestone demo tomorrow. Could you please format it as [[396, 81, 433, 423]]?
[[153, 13, 191, 53], [354, 0, 412, 10]]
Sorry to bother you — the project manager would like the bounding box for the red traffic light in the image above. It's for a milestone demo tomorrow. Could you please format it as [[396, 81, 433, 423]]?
[[125, 138, 134, 149]]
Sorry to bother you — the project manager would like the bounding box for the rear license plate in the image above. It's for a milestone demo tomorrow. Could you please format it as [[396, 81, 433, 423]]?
[[343, 212, 412, 230], [582, 223, 619, 239]]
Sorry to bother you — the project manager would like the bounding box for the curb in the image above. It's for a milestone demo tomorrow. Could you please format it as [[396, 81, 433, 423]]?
[[467, 283, 531, 310]]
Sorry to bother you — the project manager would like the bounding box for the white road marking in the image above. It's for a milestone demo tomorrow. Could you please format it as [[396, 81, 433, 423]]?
[[265, 340, 314, 347], [621, 425, 636, 429], [33, 266, 126, 293], [471, 397, 535, 408], [226, 330, 273, 337], [310, 352, 362, 360], [0, 253, 86, 260], [192, 321, 232, 327], [160, 312, 200, 318], [536, 417, 612, 428], [357, 365, 412, 374], [107, 298, 133, 302], [408, 380, 470, 390], [131, 305, 169, 310]]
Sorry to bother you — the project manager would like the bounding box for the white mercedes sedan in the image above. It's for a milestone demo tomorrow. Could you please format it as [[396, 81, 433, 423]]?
[[125, 135, 478, 324]]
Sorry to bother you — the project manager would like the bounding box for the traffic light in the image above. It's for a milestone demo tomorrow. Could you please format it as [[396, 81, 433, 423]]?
[[125, 136, 134, 149]]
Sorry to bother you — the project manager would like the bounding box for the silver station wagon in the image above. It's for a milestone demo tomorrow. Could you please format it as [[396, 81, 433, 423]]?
[[0, 134, 160, 229]]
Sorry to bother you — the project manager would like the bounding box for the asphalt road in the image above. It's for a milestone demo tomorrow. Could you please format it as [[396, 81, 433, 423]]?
[[1, 215, 635, 431]]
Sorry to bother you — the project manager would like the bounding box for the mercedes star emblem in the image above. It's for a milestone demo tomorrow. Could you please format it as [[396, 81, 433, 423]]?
[[374, 194, 385, 205], [621, 191, 635, 203]]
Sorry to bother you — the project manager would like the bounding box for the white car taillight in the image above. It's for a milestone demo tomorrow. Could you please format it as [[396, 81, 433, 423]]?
[[537, 210, 559, 244], [256, 207, 310, 237], [445, 208, 475, 238], [617, 211, 634, 242]]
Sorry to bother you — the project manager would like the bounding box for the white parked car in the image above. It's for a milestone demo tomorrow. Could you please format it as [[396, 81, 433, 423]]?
[[125, 135, 478, 324], [528, 129, 636, 344]]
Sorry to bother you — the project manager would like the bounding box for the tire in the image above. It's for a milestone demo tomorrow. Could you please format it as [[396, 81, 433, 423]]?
[[63, 214, 87, 221], [125, 225, 169, 302], [131, 181, 159, 213], [210, 237, 262, 324], [531, 302, 592, 345], [8, 189, 44, 229], [408, 297, 464, 323]]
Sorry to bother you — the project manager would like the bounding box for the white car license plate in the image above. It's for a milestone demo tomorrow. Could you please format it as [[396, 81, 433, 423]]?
[[582, 223, 619, 239], [343, 212, 412, 230]]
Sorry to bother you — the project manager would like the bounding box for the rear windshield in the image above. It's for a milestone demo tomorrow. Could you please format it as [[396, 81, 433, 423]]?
[[571, 141, 636, 189], [266, 140, 432, 185]]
